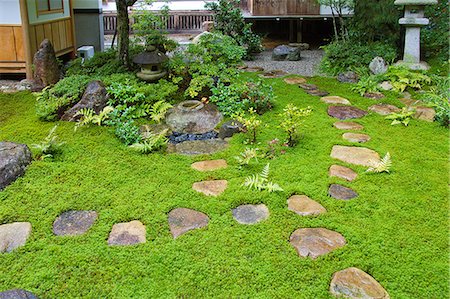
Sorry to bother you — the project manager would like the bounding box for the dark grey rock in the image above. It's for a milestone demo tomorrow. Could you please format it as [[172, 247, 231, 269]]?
[[337, 71, 359, 83], [0, 289, 38, 299], [272, 45, 301, 61], [306, 89, 329, 97], [53, 210, 98, 236], [31, 39, 60, 91], [0, 142, 32, 191], [328, 106, 368, 120], [299, 83, 318, 91], [232, 204, 269, 224], [328, 184, 358, 200], [218, 120, 244, 139]]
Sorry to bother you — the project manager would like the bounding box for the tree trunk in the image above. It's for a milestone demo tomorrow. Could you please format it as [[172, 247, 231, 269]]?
[[116, 0, 137, 68]]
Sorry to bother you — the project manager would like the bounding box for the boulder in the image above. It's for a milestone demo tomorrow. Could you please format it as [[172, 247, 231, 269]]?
[[0, 289, 38, 299], [337, 71, 358, 83], [0, 222, 32, 253], [369, 56, 388, 75], [219, 120, 244, 139], [0, 142, 32, 191], [272, 45, 301, 61], [61, 80, 108, 121], [31, 39, 60, 91]]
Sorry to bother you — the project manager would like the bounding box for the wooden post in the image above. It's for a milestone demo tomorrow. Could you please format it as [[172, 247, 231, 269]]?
[[19, 0, 33, 79], [289, 19, 294, 42], [296, 19, 303, 43], [69, 0, 76, 58]]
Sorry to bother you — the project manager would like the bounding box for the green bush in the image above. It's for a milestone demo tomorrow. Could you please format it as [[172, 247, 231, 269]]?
[[66, 50, 128, 76], [418, 75, 450, 127], [423, 0, 449, 63], [112, 119, 142, 145]]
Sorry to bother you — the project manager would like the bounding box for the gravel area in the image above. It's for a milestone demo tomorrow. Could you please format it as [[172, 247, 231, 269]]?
[[245, 49, 324, 77]]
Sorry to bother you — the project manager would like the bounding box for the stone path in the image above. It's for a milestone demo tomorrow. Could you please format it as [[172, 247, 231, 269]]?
[[328, 106, 368, 120], [232, 204, 269, 225], [333, 121, 364, 131], [191, 159, 227, 172], [283, 76, 306, 85], [369, 104, 401, 116], [298, 83, 329, 96], [289, 228, 346, 259], [192, 180, 228, 196], [53, 211, 98, 236], [107, 221, 146, 246], [321, 96, 350, 105], [287, 195, 326, 216], [329, 165, 357, 182], [331, 145, 380, 167], [0, 222, 32, 253], [168, 208, 209, 239], [167, 139, 228, 155], [0, 289, 38, 299], [330, 267, 390, 298], [364, 92, 385, 100]]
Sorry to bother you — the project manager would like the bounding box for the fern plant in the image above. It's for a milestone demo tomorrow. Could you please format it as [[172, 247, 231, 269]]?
[[74, 106, 114, 131], [235, 148, 259, 166], [243, 163, 283, 192], [149, 100, 173, 123], [129, 129, 168, 154], [385, 107, 415, 126], [31, 125, 65, 160], [366, 152, 392, 173]]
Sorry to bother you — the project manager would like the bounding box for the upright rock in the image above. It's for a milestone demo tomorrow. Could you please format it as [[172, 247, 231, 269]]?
[[0, 142, 32, 191], [32, 39, 60, 91], [369, 57, 388, 75], [272, 45, 301, 61], [337, 71, 358, 83]]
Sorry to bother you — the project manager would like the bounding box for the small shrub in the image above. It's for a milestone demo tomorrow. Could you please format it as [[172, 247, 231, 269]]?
[[278, 104, 312, 147], [385, 107, 415, 126], [243, 163, 283, 192], [113, 120, 142, 145], [351, 76, 382, 96], [31, 125, 65, 160], [418, 75, 449, 126], [384, 66, 431, 92], [234, 108, 262, 144], [235, 148, 259, 166], [129, 130, 168, 154], [66, 50, 127, 76]]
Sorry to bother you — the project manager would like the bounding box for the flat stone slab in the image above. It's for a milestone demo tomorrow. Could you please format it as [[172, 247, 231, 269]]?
[[333, 122, 364, 131], [328, 184, 358, 200], [364, 92, 385, 99], [168, 208, 209, 239], [369, 104, 401, 116], [0, 142, 32, 191], [244, 66, 264, 72], [343, 133, 371, 143], [287, 195, 326, 216], [330, 267, 390, 299], [0, 222, 32, 253], [321, 96, 351, 105], [107, 220, 146, 246], [232, 204, 269, 224], [193, 180, 228, 196], [167, 139, 228, 155], [284, 77, 307, 85], [299, 83, 318, 90], [415, 106, 436, 122], [331, 145, 380, 167], [53, 210, 98, 236], [329, 165, 358, 182], [259, 70, 289, 79], [191, 159, 228, 172], [289, 228, 346, 259], [307, 89, 329, 97], [328, 106, 368, 120], [0, 289, 38, 299]]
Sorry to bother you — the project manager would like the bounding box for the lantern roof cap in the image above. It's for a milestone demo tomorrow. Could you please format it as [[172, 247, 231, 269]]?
[[394, 0, 437, 6], [133, 48, 168, 65]]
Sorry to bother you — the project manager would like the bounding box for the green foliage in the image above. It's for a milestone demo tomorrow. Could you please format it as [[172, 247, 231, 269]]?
[[278, 104, 312, 147], [418, 76, 450, 127], [129, 130, 168, 154], [74, 106, 114, 131], [235, 148, 259, 166], [423, 0, 449, 63], [384, 66, 431, 92], [31, 125, 65, 160], [366, 152, 392, 173], [385, 107, 415, 126], [113, 120, 142, 145], [149, 100, 173, 123], [234, 108, 262, 144], [66, 50, 128, 76], [243, 163, 283, 192], [351, 76, 382, 95]]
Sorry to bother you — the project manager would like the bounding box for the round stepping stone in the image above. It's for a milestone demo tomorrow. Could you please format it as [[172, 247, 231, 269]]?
[[415, 106, 436, 122], [330, 267, 390, 299], [107, 220, 146, 246], [328, 184, 358, 200], [333, 122, 364, 131], [191, 159, 227, 172], [0, 289, 38, 299], [53, 210, 98, 236], [342, 133, 371, 143], [192, 180, 228, 196], [329, 165, 357, 182], [331, 145, 380, 167], [287, 195, 326, 216], [321, 96, 351, 105], [328, 106, 368, 120], [307, 89, 329, 97], [0, 222, 32, 253], [284, 77, 307, 85], [364, 92, 385, 99], [299, 83, 318, 90], [232, 204, 269, 225], [289, 228, 346, 259], [168, 208, 209, 239], [368, 104, 401, 116]]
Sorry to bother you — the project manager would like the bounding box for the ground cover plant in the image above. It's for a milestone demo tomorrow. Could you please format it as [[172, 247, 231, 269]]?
[[0, 72, 448, 298]]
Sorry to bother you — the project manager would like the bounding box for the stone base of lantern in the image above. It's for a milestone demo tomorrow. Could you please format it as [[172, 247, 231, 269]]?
[[394, 60, 430, 71], [137, 70, 167, 82]]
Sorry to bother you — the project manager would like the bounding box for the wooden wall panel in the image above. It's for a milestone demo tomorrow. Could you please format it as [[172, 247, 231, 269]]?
[[0, 25, 26, 73], [0, 27, 17, 61], [29, 18, 75, 57], [13, 27, 25, 61], [249, 0, 320, 16]]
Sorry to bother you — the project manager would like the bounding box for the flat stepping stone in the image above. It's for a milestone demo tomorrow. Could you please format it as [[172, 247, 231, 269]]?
[[289, 228, 346, 259], [369, 104, 401, 116], [167, 139, 228, 155], [328, 106, 368, 120], [399, 97, 421, 107], [329, 165, 357, 182], [0, 289, 38, 299], [259, 70, 288, 78], [284, 77, 307, 84], [343, 133, 371, 143], [321, 96, 351, 105], [53, 210, 98, 236], [333, 122, 364, 131], [107, 220, 146, 246], [328, 184, 358, 200], [191, 159, 227, 172], [364, 92, 385, 99], [168, 208, 209, 239], [415, 106, 436, 122], [193, 180, 228, 196], [299, 83, 318, 90], [245, 66, 264, 72], [330, 267, 390, 299], [0, 222, 32, 253], [287, 195, 326, 216], [307, 89, 329, 97], [331, 145, 380, 167], [232, 204, 269, 224]]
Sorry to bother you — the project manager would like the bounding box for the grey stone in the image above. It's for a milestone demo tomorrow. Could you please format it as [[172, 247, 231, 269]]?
[[218, 120, 244, 139], [0, 222, 32, 253], [328, 106, 368, 120], [232, 204, 269, 224], [333, 122, 364, 131], [192, 180, 228, 196], [379, 81, 393, 91], [290, 228, 346, 259], [328, 184, 358, 200], [342, 133, 371, 143], [369, 57, 388, 75], [0, 289, 38, 299], [167, 139, 228, 155], [168, 208, 209, 238], [331, 145, 380, 167], [53, 211, 98, 236], [307, 89, 329, 97], [337, 71, 359, 83], [0, 142, 32, 191], [299, 83, 318, 91], [107, 220, 146, 246], [31, 39, 60, 91], [329, 165, 358, 182], [272, 45, 301, 61], [259, 70, 289, 78], [287, 195, 326, 216]]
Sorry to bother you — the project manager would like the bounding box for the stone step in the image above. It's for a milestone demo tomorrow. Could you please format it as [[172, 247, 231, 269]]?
[[192, 180, 228, 196], [232, 204, 269, 225], [191, 159, 228, 171], [287, 195, 326, 216], [289, 227, 346, 259], [168, 208, 209, 239]]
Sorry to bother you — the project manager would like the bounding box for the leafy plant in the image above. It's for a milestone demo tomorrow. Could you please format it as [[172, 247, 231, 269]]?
[[265, 138, 288, 159], [418, 75, 449, 126], [385, 107, 415, 126], [243, 163, 283, 192], [384, 66, 432, 92], [234, 108, 262, 144], [149, 100, 173, 123], [31, 125, 65, 160], [113, 120, 142, 145], [278, 104, 312, 147], [351, 76, 382, 95], [235, 148, 259, 166], [129, 130, 168, 154], [366, 152, 392, 173], [74, 106, 114, 131]]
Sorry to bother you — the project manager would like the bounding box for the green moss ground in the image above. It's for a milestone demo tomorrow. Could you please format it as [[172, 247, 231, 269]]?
[[0, 75, 448, 298]]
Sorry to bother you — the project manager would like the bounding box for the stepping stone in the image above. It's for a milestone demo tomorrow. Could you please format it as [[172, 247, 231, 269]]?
[[342, 133, 371, 143], [328, 106, 368, 120], [259, 70, 288, 78], [53, 210, 98, 236], [0, 222, 32, 253], [191, 159, 228, 172], [289, 228, 346, 259], [245, 66, 264, 72], [330, 267, 390, 299], [284, 77, 307, 85], [415, 106, 436, 122], [232, 204, 269, 225], [192, 180, 228, 196], [168, 208, 209, 239], [329, 165, 357, 182], [307, 89, 329, 97], [299, 83, 318, 91], [167, 139, 228, 155], [369, 104, 401, 116], [328, 184, 358, 200], [321, 96, 351, 105], [287, 195, 326, 216], [331, 145, 380, 167], [399, 97, 421, 107], [0, 289, 38, 299], [107, 220, 146, 246], [364, 92, 385, 99], [333, 122, 364, 131], [0, 142, 32, 191]]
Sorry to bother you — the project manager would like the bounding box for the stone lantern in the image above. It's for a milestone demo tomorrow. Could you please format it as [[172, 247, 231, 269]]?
[[133, 46, 168, 82], [394, 0, 437, 70]]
